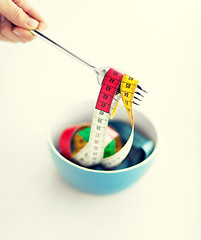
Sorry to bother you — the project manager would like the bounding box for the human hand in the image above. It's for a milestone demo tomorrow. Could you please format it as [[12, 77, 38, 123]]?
[[0, 0, 47, 42]]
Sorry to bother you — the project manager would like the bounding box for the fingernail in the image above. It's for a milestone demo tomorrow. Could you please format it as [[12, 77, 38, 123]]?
[[26, 18, 39, 28], [13, 30, 22, 37], [1, 15, 5, 22]]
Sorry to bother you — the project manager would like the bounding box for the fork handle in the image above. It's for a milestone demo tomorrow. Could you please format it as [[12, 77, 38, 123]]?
[[31, 29, 95, 70]]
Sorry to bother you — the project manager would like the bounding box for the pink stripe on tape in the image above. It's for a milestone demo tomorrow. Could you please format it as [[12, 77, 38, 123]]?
[[95, 68, 123, 113]]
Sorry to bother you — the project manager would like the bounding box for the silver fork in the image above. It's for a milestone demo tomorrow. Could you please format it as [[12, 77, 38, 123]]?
[[31, 29, 146, 105]]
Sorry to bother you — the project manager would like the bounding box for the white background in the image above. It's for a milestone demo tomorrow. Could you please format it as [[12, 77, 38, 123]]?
[[0, 0, 201, 239]]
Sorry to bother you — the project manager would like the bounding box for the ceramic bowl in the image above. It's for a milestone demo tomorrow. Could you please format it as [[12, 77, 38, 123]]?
[[47, 101, 157, 194]]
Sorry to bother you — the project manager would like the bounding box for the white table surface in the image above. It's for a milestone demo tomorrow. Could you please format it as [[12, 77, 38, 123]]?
[[0, 0, 200, 239]]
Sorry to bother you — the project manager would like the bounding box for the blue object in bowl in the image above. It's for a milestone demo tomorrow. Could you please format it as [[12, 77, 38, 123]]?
[[47, 101, 158, 195]]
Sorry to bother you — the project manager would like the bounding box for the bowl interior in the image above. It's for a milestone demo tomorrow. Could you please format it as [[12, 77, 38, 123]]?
[[48, 101, 157, 168]]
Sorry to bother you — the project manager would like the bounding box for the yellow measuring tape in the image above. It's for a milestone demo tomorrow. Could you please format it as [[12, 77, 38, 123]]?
[[121, 75, 139, 126]]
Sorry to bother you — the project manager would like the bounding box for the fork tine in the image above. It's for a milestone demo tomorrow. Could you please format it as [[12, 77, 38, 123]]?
[[137, 85, 148, 93], [134, 96, 142, 101], [135, 91, 144, 97], [133, 101, 140, 106], [132, 85, 147, 106]]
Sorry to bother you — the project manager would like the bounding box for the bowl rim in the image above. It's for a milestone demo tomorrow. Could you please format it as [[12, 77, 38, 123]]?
[[47, 109, 158, 174]]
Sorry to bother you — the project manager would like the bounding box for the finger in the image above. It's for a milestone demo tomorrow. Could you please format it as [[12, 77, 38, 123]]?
[[0, 0, 39, 30], [13, 26, 35, 42], [0, 15, 26, 42], [0, 14, 8, 41], [12, 0, 48, 30], [0, 32, 11, 41], [37, 20, 48, 31]]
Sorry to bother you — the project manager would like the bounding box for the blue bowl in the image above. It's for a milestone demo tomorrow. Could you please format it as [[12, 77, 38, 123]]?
[[47, 101, 158, 195]]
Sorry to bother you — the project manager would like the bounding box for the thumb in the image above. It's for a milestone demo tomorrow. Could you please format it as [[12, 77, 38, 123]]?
[[1, 0, 39, 29]]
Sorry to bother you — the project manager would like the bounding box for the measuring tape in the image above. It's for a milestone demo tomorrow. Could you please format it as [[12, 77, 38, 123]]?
[[59, 122, 123, 163], [60, 68, 139, 169], [72, 125, 123, 158]]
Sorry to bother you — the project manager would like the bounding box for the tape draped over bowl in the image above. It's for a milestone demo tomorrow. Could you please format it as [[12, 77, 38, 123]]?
[[47, 101, 158, 195]]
